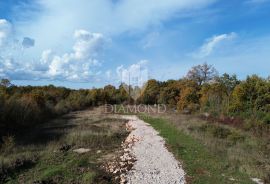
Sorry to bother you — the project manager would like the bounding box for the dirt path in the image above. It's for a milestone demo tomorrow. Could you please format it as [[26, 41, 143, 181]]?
[[123, 115, 185, 184]]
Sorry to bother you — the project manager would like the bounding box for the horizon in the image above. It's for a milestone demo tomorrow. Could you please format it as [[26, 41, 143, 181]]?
[[1, 0, 270, 88], [10, 68, 270, 90]]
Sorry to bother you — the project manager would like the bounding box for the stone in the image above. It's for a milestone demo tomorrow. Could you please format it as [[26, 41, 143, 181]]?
[[73, 148, 90, 154]]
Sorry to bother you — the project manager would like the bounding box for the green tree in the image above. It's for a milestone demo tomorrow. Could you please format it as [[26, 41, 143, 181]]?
[[230, 75, 270, 113], [0, 79, 11, 87], [103, 85, 117, 104], [200, 74, 239, 114], [141, 79, 160, 104], [158, 80, 181, 107], [216, 73, 239, 96]]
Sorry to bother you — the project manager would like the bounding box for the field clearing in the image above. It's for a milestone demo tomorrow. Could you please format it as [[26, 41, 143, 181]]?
[[0, 107, 129, 184]]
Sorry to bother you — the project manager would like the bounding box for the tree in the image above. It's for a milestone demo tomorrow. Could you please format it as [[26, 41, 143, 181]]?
[[186, 63, 218, 86], [200, 83, 228, 114], [103, 85, 116, 104], [141, 79, 160, 104], [177, 79, 200, 112], [116, 84, 129, 103], [0, 79, 11, 87], [158, 80, 181, 107], [216, 73, 239, 96], [200, 73, 239, 114], [230, 75, 270, 113]]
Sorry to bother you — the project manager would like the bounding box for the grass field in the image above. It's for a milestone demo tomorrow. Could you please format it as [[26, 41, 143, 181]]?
[[0, 108, 129, 184], [140, 114, 269, 184], [1, 106, 269, 184]]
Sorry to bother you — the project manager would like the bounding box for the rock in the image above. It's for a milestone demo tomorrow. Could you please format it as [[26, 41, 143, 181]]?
[[251, 178, 264, 184], [182, 109, 191, 114], [97, 150, 102, 154], [73, 148, 90, 154], [203, 112, 210, 118]]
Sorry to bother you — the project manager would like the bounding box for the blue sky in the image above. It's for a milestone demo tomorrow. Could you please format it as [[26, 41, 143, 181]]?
[[0, 0, 270, 89]]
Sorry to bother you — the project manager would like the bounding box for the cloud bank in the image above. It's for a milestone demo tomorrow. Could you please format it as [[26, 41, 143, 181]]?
[[0, 26, 105, 82], [1, 0, 217, 83]]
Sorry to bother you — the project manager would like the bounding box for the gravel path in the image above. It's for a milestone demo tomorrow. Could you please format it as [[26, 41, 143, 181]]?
[[123, 116, 186, 184]]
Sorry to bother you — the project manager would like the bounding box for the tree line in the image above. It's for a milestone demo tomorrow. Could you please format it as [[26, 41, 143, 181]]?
[[138, 63, 270, 134], [0, 63, 269, 136], [0, 81, 128, 136]]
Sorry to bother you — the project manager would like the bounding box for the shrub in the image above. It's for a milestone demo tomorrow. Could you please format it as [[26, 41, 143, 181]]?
[[1, 135, 15, 154], [199, 124, 231, 139], [263, 114, 270, 125], [211, 126, 231, 139], [228, 130, 245, 143]]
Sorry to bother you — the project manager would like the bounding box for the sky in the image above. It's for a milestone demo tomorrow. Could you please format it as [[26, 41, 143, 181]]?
[[0, 0, 270, 89]]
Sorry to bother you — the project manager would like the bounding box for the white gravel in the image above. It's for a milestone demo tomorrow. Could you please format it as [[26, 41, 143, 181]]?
[[123, 115, 186, 184]]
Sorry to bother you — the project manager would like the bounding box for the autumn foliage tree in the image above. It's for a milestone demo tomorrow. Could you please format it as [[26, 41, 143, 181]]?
[[158, 80, 181, 107], [177, 79, 200, 112]]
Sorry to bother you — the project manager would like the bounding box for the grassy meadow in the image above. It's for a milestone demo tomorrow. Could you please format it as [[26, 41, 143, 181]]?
[[140, 113, 270, 184]]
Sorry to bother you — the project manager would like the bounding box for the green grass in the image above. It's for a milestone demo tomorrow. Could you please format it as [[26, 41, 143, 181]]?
[[140, 115, 254, 184]]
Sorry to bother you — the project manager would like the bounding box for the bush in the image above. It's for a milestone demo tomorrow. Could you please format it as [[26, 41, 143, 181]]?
[[263, 114, 270, 125], [199, 124, 232, 139], [228, 130, 245, 143], [211, 126, 231, 139], [1, 135, 15, 154]]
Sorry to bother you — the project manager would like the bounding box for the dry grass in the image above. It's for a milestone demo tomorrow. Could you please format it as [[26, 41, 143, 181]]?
[[149, 112, 270, 182], [0, 107, 129, 184]]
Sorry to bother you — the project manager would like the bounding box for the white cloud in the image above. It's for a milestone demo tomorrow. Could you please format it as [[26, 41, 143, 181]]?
[[44, 29, 105, 81], [1, 0, 216, 83], [0, 19, 36, 52], [13, 0, 216, 54], [0, 56, 36, 80], [193, 32, 237, 58], [0, 29, 105, 82], [73, 30, 104, 60], [0, 19, 12, 47]]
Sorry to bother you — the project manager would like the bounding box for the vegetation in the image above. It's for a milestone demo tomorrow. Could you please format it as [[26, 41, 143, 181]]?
[[136, 63, 270, 136], [0, 80, 129, 137], [1, 63, 269, 136], [0, 108, 128, 183], [140, 115, 269, 183], [0, 62, 269, 183]]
